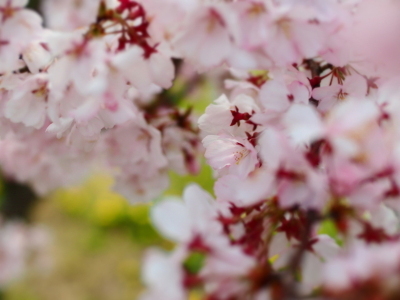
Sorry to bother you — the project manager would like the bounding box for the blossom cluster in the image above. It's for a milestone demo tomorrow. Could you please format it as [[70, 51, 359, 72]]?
[[141, 1, 400, 299], [0, 0, 202, 201], [2, 0, 400, 299]]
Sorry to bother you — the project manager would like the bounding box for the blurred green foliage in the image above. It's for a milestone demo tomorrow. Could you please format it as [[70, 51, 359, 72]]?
[[53, 160, 214, 247], [165, 163, 214, 197], [4, 198, 147, 300], [318, 219, 343, 246], [1, 166, 214, 299], [54, 174, 167, 246], [183, 252, 206, 275]]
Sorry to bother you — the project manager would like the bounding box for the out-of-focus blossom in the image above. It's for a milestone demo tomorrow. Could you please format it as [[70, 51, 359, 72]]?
[[0, 220, 51, 287]]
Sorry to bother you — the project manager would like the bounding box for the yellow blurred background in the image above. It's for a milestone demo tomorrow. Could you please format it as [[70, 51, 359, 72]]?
[[3, 165, 213, 300]]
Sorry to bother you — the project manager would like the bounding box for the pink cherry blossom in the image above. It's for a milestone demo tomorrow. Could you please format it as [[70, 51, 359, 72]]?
[[173, 5, 234, 70], [312, 73, 368, 112], [203, 134, 259, 178], [4, 73, 48, 129], [2, 1, 400, 298]]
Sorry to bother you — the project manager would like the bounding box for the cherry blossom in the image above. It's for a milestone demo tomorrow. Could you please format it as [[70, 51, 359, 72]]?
[[0, 220, 50, 287], [3, 0, 400, 298], [312, 72, 368, 112], [0, 0, 43, 73], [4, 73, 48, 129], [173, 4, 234, 70], [203, 134, 259, 178]]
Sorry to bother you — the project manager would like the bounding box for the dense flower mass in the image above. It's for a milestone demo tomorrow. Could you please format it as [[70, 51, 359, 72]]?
[[2, 0, 400, 298]]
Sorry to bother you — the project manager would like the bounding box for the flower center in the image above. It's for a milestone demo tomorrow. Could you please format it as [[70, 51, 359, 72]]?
[[234, 148, 250, 165]]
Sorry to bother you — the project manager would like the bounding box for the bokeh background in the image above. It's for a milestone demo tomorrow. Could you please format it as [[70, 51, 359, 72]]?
[[2, 167, 214, 300]]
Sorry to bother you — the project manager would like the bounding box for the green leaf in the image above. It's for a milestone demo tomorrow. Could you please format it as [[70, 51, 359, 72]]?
[[184, 252, 207, 274], [318, 219, 343, 246]]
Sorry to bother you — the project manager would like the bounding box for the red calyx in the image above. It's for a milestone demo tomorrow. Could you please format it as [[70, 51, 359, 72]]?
[[357, 223, 391, 244], [230, 106, 251, 126], [248, 74, 267, 88], [276, 168, 305, 182], [308, 76, 322, 89], [116, 0, 140, 14], [277, 215, 305, 241], [188, 235, 212, 254]]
